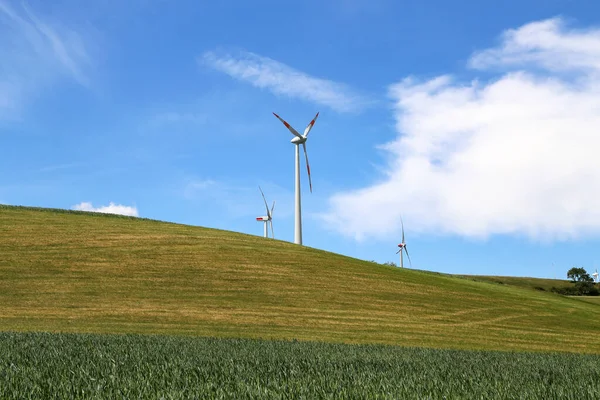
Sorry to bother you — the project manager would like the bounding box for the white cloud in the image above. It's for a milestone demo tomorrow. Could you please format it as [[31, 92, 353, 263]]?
[[469, 18, 600, 73], [0, 0, 92, 115], [200, 50, 368, 113], [72, 202, 139, 217], [322, 17, 600, 242]]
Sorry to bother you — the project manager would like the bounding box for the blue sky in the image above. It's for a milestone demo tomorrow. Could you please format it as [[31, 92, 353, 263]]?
[[2, 0, 600, 279]]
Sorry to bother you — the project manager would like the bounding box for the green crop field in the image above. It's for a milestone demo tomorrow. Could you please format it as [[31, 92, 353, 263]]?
[[2, 332, 600, 399], [1, 205, 600, 354]]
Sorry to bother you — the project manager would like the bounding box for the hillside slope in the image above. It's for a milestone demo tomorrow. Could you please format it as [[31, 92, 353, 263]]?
[[1, 205, 599, 353], [455, 275, 575, 293]]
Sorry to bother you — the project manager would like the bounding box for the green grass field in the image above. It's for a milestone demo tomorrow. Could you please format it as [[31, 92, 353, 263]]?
[[1, 205, 600, 354], [455, 274, 575, 292], [2, 332, 600, 399], [573, 296, 600, 306]]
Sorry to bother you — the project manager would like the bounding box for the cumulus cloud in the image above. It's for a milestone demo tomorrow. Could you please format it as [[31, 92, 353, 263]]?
[[469, 18, 600, 73], [200, 50, 368, 113], [72, 202, 139, 217], [322, 17, 600, 242]]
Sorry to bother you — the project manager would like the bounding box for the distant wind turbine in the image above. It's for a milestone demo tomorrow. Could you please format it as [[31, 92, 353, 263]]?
[[593, 269, 599, 284], [396, 217, 412, 268], [273, 112, 319, 245], [256, 186, 275, 239]]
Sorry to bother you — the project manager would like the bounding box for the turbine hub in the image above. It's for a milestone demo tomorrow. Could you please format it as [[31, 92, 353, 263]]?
[[291, 136, 306, 144]]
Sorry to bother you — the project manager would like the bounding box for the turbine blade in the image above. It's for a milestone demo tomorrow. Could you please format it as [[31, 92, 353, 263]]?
[[404, 246, 413, 268], [271, 200, 275, 215], [270, 220, 274, 239], [396, 249, 401, 254], [401, 215, 405, 243], [303, 112, 320, 137], [259, 186, 270, 216], [302, 143, 313, 193], [273, 113, 302, 138]]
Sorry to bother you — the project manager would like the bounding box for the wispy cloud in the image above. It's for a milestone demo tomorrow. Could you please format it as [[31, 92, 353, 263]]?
[[0, 81, 20, 112], [72, 202, 139, 217], [322, 17, 600, 242], [39, 162, 85, 173], [330, 0, 390, 19], [148, 111, 208, 129], [183, 178, 259, 219], [183, 179, 217, 199], [200, 50, 368, 113], [0, 0, 92, 115], [183, 178, 295, 222]]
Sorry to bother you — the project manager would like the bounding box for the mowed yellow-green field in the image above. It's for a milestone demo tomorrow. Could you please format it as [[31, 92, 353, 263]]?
[[1, 205, 599, 353], [455, 275, 575, 292]]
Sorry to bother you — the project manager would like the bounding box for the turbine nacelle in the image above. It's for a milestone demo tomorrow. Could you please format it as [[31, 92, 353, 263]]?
[[291, 136, 307, 144], [256, 216, 270, 221]]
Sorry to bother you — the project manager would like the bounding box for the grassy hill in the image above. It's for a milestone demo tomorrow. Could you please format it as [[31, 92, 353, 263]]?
[[455, 274, 574, 293], [1, 205, 600, 354]]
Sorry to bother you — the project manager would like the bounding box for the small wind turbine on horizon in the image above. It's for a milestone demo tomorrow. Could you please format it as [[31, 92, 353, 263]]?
[[256, 186, 275, 239], [273, 112, 319, 245], [396, 217, 412, 268], [593, 269, 599, 284]]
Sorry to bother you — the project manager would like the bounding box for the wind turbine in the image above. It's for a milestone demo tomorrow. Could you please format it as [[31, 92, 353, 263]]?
[[396, 217, 412, 268], [593, 269, 599, 284], [273, 112, 319, 245], [256, 186, 275, 239]]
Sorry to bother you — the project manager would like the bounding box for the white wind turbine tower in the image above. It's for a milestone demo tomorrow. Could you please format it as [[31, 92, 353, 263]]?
[[396, 217, 412, 268], [273, 112, 319, 245], [593, 269, 599, 284], [256, 186, 275, 239]]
